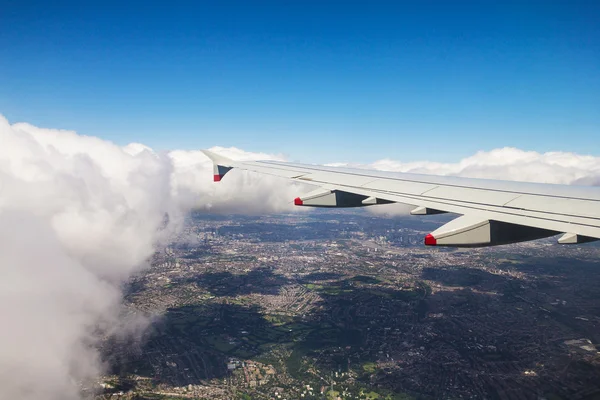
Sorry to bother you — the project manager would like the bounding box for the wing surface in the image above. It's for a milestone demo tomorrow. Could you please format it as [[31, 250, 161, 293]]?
[[202, 150, 600, 247]]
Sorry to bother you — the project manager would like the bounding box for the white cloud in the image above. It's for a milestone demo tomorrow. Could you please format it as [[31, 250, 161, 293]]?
[[0, 116, 303, 400], [336, 147, 600, 185], [0, 117, 182, 399], [1, 114, 599, 399]]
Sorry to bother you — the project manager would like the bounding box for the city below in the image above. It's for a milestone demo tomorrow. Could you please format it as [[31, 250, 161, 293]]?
[[97, 210, 600, 400]]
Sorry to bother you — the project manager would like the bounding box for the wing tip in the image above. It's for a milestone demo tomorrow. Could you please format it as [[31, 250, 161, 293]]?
[[201, 149, 234, 166], [202, 150, 235, 182]]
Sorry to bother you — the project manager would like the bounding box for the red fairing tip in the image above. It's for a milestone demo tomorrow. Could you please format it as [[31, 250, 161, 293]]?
[[294, 197, 303, 206], [424, 234, 437, 246], [213, 174, 222, 182]]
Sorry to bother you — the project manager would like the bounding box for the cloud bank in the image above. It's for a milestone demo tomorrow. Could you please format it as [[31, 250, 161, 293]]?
[[1, 114, 599, 399], [338, 147, 600, 185], [0, 116, 298, 400]]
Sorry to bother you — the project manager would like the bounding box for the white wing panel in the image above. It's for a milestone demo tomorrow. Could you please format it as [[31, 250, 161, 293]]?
[[362, 179, 438, 196], [422, 186, 521, 207], [295, 171, 377, 187], [504, 195, 600, 219], [237, 163, 309, 179]]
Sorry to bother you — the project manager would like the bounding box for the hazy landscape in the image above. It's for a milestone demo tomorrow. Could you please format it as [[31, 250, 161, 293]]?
[[97, 211, 600, 400]]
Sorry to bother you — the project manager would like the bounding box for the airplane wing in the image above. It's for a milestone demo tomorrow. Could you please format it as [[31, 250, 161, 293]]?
[[202, 150, 600, 247]]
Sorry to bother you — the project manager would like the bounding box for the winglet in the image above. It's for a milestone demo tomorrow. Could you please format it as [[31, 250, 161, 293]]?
[[201, 150, 234, 167], [201, 150, 235, 182]]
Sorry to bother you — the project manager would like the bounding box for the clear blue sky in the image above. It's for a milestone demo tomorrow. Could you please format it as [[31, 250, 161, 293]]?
[[1, 0, 599, 163]]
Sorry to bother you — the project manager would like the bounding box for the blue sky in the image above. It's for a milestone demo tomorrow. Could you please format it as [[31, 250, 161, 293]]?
[[1, 0, 599, 163]]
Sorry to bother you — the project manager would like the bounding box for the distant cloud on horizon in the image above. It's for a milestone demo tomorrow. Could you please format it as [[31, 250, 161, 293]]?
[[328, 147, 600, 186]]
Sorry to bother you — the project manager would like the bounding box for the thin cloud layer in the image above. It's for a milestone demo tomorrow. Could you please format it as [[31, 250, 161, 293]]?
[[1, 114, 599, 399], [353, 147, 600, 185]]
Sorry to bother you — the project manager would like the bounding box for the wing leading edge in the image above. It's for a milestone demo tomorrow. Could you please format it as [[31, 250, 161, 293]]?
[[201, 150, 600, 247]]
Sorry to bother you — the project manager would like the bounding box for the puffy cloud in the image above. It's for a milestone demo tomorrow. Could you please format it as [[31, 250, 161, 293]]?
[[0, 117, 177, 399], [0, 116, 301, 400], [1, 113, 599, 399]]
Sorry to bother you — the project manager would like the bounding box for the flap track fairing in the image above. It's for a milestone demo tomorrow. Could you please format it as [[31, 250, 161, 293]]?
[[294, 189, 393, 208], [425, 215, 558, 247]]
